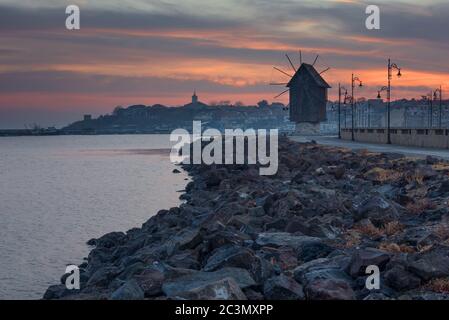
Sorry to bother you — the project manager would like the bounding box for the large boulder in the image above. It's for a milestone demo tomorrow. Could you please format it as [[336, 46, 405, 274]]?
[[110, 279, 144, 300], [86, 266, 121, 287], [348, 248, 390, 278], [407, 245, 449, 281], [352, 196, 399, 226], [305, 278, 355, 300], [204, 245, 256, 272], [255, 232, 321, 250], [166, 228, 203, 255], [174, 278, 247, 300], [162, 268, 256, 298], [87, 232, 127, 248], [294, 258, 352, 285], [384, 266, 421, 291], [133, 268, 165, 297], [263, 274, 304, 300]]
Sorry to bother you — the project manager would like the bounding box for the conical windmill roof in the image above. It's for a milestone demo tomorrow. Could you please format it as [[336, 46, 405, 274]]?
[[287, 63, 331, 88]]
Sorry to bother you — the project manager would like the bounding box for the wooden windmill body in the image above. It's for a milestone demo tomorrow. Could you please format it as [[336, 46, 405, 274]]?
[[272, 53, 331, 134]]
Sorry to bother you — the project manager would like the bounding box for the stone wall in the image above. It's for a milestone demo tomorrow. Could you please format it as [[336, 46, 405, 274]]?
[[341, 128, 449, 149]]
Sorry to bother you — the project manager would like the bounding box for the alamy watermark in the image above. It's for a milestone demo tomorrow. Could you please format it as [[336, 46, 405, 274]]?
[[65, 4, 380, 31], [66, 5, 80, 30], [64, 265, 80, 290], [366, 5, 380, 30], [170, 121, 279, 176], [365, 265, 381, 290]]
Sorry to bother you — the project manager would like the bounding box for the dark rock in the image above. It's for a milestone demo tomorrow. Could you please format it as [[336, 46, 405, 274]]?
[[162, 268, 256, 297], [255, 232, 321, 249], [396, 227, 439, 247], [204, 245, 256, 272], [363, 292, 391, 300], [305, 279, 355, 300], [353, 196, 399, 226], [243, 288, 264, 300], [86, 266, 121, 287], [257, 246, 297, 272], [384, 266, 421, 291], [407, 245, 449, 281], [174, 277, 247, 300], [297, 241, 334, 263], [133, 268, 165, 297], [110, 279, 144, 300], [87, 232, 127, 249], [348, 248, 390, 277], [166, 228, 203, 255], [248, 206, 266, 217], [263, 274, 304, 300], [167, 251, 200, 270], [294, 257, 352, 286], [285, 218, 308, 234], [205, 169, 225, 187], [265, 218, 288, 231], [43, 285, 71, 300], [173, 169, 181, 174]]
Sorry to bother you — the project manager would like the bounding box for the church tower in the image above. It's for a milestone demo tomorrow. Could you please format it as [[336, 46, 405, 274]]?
[[192, 90, 198, 104]]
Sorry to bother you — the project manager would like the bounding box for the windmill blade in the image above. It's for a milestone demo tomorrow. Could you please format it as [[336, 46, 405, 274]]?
[[270, 82, 288, 86], [274, 88, 289, 99], [312, 54, 319, 66], [285, 54, 297, 72], [299, 50, 302, 65], [319, 67, 331, 75], [273, 67, 292, 78]]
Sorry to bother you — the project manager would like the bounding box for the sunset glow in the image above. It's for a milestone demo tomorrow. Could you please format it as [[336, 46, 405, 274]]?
[[0, 0, 448, 127]]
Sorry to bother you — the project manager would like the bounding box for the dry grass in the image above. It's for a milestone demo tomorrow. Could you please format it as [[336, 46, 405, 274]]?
[[353, 223, 382, 238], [352, 221, 404, 238], [434, 223, 449, 241], [406, 199, 436, 215], [425, 278, 449, 294], [342, 230, 361, 248], [379, 242, 415, 253], [432, 163, 449, 172], [383, 221, 404, 236], [405, 171, 425, 185]]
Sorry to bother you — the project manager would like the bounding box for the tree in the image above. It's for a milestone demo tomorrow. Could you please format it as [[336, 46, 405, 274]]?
[[257, 100, 269, 108], [113, 106, 124, 116]]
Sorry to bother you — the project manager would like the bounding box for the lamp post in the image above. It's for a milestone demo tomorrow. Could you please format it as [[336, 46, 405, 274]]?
[[351, 74, 363, 141], [338, 83, 348, 139], [433, 86, 443, 128], [423, 92, 434, 128], [377, 86, 388, 128], [383, 59, 402, 144]]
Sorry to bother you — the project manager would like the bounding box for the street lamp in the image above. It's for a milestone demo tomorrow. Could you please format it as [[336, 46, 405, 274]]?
[[385, 59, 402, 144], [351, 74, 363, 141], [433, 86, 443, 128], [338, 83, 349, 139], [377, 86, 389, 128], [423, 92, 434, 128]]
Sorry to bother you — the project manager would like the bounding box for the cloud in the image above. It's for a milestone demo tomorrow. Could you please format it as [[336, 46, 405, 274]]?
[[0, 0, 448, 127]]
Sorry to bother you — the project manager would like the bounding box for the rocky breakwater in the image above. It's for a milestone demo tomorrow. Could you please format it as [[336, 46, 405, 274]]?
[[45, 138, 449, 300]]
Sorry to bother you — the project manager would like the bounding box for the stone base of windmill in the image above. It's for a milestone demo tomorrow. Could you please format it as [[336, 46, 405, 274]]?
[[294, 122, 321, 136]]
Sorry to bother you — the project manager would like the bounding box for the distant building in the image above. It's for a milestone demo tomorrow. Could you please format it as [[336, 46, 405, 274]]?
[[84, 114, 92, 121], [184, 90, 209, 109], [192, 90, 198, 104]]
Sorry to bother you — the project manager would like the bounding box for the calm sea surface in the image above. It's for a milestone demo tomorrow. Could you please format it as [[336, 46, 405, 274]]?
[[0, 135, 188, 299]]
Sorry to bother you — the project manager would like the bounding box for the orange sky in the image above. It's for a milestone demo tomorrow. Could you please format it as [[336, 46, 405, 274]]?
[[1, 0, 449, 127]]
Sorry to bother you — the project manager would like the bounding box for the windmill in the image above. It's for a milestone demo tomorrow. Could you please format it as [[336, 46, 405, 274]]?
[[270, 51, 332, 134]]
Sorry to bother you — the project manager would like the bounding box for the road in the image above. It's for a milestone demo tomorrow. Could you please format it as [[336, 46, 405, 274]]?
[[289, 135, 449, 160]]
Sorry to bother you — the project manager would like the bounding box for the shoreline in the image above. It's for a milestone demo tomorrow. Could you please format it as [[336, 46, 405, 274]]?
[[44, 137, 449, 300]]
